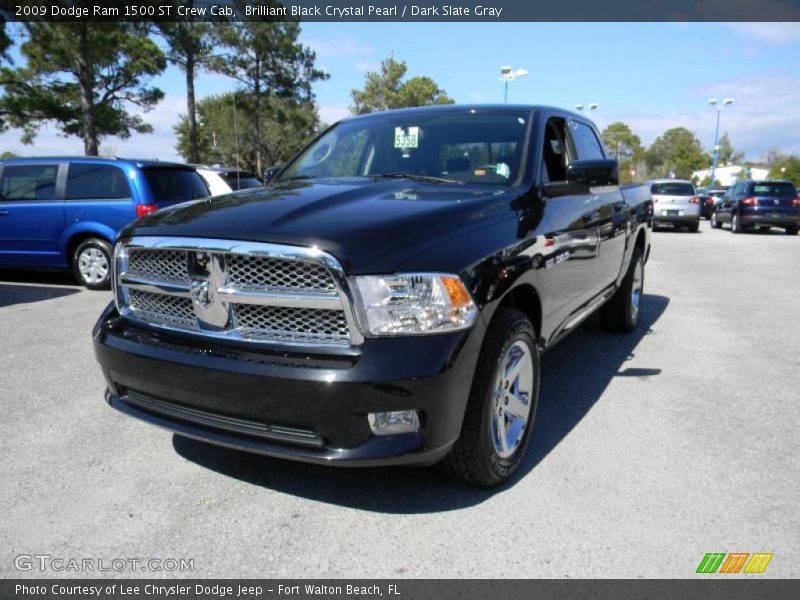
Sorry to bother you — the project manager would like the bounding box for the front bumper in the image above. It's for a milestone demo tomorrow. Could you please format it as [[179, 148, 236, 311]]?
[[93, 304, 485, 467]]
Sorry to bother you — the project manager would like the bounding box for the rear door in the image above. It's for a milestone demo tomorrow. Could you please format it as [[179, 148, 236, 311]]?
[[750, 181, 798, 217], [0, 162, 65, 268], [64, 162, 138, 237], [140, 167, 210, 209], [651, 181, 698, 217]]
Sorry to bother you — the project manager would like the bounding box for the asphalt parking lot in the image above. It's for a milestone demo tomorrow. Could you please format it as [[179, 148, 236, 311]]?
[[1, 220, 798, 579]]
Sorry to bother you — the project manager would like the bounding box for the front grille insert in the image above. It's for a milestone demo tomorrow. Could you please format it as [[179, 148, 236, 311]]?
[[123, 389, 324, 448], [115, 238, 362, 348]]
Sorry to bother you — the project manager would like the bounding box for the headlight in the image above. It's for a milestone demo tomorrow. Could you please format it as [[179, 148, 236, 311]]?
[[353, 273, 478, 336]]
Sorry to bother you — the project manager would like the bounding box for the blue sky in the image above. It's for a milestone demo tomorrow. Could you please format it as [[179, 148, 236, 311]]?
[[2, 22, 799, 161]]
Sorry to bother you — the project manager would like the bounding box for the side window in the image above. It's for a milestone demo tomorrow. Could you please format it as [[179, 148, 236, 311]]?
[[65, 164, 131, 200], [542, 118, 570, 182], [570, 121, 605, 160], [0, 164, 59, 201]]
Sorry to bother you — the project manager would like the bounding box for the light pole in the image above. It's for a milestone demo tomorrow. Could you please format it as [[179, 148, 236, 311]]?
[[499, 66, 528, 104], [708, 98, 734, 187], [575, 103, 599, 115]]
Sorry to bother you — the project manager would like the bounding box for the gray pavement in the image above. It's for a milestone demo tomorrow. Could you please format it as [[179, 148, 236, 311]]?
[[1, 220, 798, 578]]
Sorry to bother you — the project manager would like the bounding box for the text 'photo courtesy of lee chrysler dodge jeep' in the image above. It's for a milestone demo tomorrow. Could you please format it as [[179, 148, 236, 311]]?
[[93, 105, 653, 487]]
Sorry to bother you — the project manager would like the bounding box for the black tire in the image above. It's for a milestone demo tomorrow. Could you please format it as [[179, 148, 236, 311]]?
[[72, 238, 113, 290], [443, 307, 540, 487], [687, 221, 700, 233], [786, 225, 799, 236], [711, 212, 722, 229], [731, 213, 742, 234], [601, 245, 644, 334]]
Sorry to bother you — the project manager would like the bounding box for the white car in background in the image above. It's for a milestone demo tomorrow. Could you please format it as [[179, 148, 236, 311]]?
[[193, 166, 264, 196]]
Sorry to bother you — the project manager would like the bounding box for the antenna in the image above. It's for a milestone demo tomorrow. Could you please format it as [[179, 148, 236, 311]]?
[[232, 93, 241, 188]]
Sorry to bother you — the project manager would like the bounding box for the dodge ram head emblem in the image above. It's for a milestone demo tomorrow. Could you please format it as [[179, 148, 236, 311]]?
[[190, 278, 213, 309]]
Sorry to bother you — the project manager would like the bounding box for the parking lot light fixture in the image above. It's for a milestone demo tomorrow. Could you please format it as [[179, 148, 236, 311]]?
[[708, 98, 735, 187], [499, 66, 528, 104]]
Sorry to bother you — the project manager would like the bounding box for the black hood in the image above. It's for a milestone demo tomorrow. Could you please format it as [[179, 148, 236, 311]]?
[[122, 179, 519, 274]]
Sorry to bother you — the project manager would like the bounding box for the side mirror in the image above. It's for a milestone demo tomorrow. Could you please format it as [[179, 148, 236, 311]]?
[[264, 165, 283, 183], [566, 159, 619, 188]]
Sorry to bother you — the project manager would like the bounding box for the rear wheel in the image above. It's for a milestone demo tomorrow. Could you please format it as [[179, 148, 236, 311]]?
[[72, 238, 113, 290], [687, 221, 700, 233], [601, 246, 644, 333], [710, 212, 722, 229], [731, 213, 742, 234], [443, 307, 539, 487], [786, 225, 799, 236]]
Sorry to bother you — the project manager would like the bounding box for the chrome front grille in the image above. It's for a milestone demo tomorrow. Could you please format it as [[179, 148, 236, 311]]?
[[114, 237, 362, 348]]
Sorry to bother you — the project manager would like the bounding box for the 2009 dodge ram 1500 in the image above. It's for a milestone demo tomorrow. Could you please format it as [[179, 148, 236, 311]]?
[[93, 105, 653, 486]]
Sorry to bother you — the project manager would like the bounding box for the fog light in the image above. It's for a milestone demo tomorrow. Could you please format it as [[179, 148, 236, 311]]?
[[367, 410, 420, 435]]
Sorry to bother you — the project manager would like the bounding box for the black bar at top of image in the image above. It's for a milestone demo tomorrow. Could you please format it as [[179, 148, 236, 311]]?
[[2, 580, 800, 600], [4, 0, 800, 22]]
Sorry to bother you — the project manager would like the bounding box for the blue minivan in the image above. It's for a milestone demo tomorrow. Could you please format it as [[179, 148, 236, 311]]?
[[0, 157, 210, 289]]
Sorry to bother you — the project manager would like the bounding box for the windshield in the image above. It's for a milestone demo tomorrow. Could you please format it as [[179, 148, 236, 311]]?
[[222, 173, 262, 190], [651, 182, 694, 196], [277, 110, 530, 186], [751, 182, 796, 197], [143, 168, 209, 202]]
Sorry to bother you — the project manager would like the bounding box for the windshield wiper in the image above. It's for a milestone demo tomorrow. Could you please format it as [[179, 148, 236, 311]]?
[[285, 175, 315, 181], [375, 172, 463, 185]]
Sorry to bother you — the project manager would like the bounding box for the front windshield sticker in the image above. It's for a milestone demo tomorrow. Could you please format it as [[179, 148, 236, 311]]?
[[496, 163, 511, 179], [394, 126, 420, 149]]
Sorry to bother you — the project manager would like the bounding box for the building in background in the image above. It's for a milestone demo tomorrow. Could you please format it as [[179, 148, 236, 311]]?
[[692, 165, 770, 187]]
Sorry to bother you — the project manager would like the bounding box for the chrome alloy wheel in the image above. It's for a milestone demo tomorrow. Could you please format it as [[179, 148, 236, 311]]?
[[631, 256, 644, 322], [491, 340, 534, 459], [78, 247, 109, 284]]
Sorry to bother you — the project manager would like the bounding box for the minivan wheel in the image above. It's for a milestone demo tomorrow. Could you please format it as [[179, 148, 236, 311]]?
[[443, 307, 540, 487], [72, 238, 113, 290], [731, 213, 741, 234]]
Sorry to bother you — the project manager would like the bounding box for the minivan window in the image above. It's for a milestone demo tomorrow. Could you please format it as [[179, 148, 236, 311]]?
[[66, 164, 131, 200], [222, 173, 262, 190], [651, 182, 694, 196], [143, 168, 209, 202], [0, 164, 58, 201], [570, 121, 605, 160], [751, 182, 796, 197]]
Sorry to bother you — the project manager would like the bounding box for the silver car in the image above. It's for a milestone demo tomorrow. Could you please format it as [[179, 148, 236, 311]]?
[[650, 179, 701, 232]]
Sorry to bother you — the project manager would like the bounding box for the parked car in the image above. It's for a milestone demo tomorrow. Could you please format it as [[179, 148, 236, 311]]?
[[0, 157, 210, 289], [711, 180, 800, 234], [93, 105, 653, 487], [193, 166, 263, 196], [696, 192, 715, 219], [650, 179, 701, 232]]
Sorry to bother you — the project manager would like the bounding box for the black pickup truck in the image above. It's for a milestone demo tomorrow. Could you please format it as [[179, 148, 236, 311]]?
[[93, 105, 652, 486]]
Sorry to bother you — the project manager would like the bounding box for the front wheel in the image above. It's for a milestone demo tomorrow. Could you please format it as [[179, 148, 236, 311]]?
[[72, 238, 113, 290], [443, 307, 540, 487], [711, 212, 722, 229]]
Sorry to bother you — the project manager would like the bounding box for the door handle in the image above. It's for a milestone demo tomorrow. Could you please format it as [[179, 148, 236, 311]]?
[[0, 210, 9, 216]]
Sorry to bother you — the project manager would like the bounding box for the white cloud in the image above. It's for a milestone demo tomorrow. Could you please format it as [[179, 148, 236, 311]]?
[[306, 37, 374, 59], [727, 23, 800, 46], [317, 103, 351, 125], [0, 94, 186, 162], [598, 74, 800, 160], [354, 60, 379, 73]]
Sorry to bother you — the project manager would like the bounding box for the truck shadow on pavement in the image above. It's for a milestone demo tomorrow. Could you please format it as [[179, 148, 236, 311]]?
[[174, 294, 670, 513], [0, 270, 80, 308]]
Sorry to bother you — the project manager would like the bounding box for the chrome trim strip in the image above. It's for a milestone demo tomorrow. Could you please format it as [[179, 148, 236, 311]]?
[[119, 274, 191, 297], [115, 236, 365, 347], [216, 286, 342, 309]]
